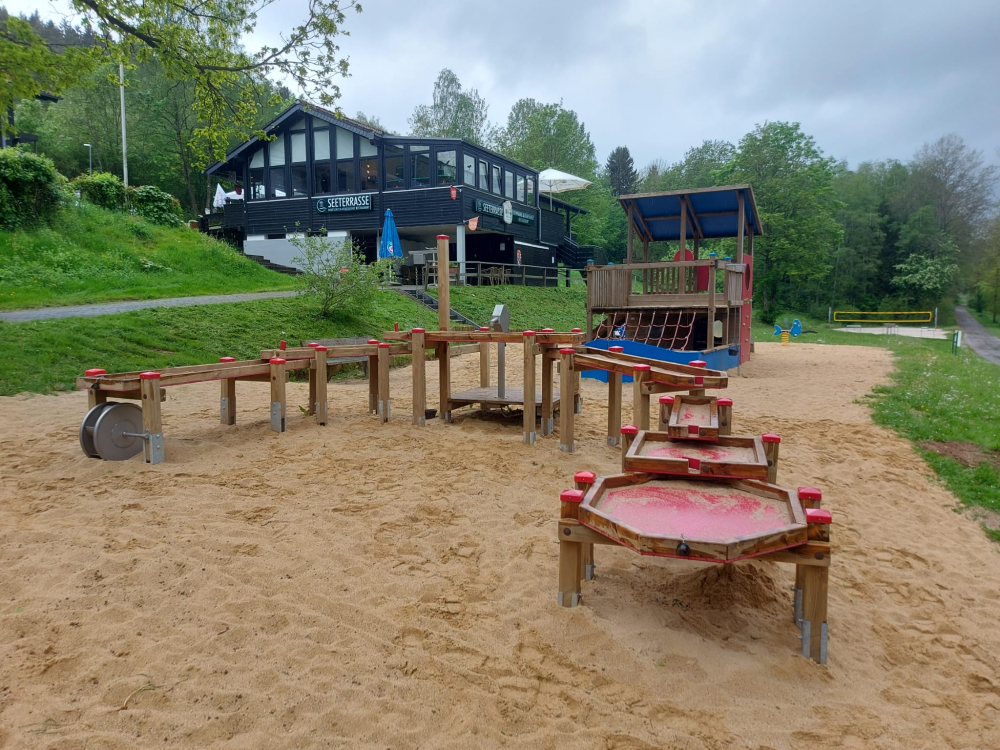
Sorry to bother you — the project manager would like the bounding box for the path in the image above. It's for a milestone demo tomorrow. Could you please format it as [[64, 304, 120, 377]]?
[[0, 290, 298, 323], [955, 305, 1000, 366]]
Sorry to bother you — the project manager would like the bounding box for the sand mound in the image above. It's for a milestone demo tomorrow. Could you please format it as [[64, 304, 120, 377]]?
[[1, 342, 999, 749]]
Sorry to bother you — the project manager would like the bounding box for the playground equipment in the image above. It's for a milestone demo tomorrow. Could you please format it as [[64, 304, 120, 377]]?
[[773, 319, 802, 346], [832, 310, 934, 324], [658, 394, 732, 439], [620, 427, 779, 481]]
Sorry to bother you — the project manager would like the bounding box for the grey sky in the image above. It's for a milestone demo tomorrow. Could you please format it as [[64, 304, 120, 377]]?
[[14, 0, 1000, 170]]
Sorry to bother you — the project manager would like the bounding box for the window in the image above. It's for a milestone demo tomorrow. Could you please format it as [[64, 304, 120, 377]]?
[[463, 154, 475, 186], [336, 127, 355, 192], [269, 136, 285, 166], [516, 175, 525, 203], [527, 177, 535, 206], [248, 147, 265, 200], [504, 170, 514, 199], [288, 116, 305, 131], [313, 129, 330, 161], [478, 160, 489, 191], [410, 145, 430, 187], [289, 130, 307, 197], [385, 144, 404, 190], [312, 128, 331, 195], [359, 137, 378, 191], [291, 132, 306, 164], [313, 162, 332, 195], [436, 149, 457, 185], [491, 165, 502, 195], [290, 165, 308, 196], [269, 166, 286, 198]]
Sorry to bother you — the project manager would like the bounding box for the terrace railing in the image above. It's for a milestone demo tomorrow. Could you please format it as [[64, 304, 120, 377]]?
[[422, 260, 585, 289]]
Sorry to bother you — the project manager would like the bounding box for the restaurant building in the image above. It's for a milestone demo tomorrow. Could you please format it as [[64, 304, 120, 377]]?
[[205, 101, 593, 279]]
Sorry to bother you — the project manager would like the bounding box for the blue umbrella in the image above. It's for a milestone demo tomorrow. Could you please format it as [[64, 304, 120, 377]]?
[[378, 209, 402, 259]]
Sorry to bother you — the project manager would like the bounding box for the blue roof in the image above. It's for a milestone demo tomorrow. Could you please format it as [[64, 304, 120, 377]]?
[[618, 185, 762, 241]]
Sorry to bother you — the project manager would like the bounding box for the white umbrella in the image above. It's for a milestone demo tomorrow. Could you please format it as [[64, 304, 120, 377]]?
[[212, 183, 227, 209], [538, 167, 591, 209]]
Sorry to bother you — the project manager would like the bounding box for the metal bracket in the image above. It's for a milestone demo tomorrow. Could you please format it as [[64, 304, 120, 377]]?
[[270, 402, 285, 432], [560, 442, 574, 454], [575, 398, 582, 415], [557, 592, 581, 607], [607, 436, 620, 447], [585, 564, 595, 581], [820, 623, 828, 665], [546, 417, 554, 434], [144, 432, 165, 464], [523, 431, 536, 445], [794, 588, 803, 627], [801, 620, 811, 659]]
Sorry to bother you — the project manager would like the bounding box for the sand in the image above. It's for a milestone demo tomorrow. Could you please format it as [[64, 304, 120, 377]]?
[[1, 341, 999, 749]]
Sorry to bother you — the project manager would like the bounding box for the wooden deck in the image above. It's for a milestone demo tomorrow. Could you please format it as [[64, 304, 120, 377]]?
[[449, 386, 561, 409]]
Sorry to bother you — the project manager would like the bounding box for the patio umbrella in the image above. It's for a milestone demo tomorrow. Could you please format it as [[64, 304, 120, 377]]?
[[212, 183, 227, 209], [378, 208, 402, 259], [538, 167, 592, 210]]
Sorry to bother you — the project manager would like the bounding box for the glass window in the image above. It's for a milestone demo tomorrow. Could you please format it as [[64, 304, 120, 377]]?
[[410, 145, 430, 187], [288, 116, 306, 131], [291, 165, 308, 196], [436, 149, 457, 185], [504, 170, 514, 198], [290, 131, 306, 163], [336, 127, 355, 159], [360, 156, 378, 191], [269, 166, 286, 198], [527, 177, 535, 206], [337, 159, 355, 192], [385, 144, 404, 190], [359, 138, 378, 158], [249, 168, 265, 200], [250, 147, 264, 169], [478, 160, 488, 191], [463, 154, 475, 186], [313, 162, 332, 195], [269, 136, 285, 167], [491, 165, 502, 195], [313, 129, 330, 161], [516, 175, 525, 202]]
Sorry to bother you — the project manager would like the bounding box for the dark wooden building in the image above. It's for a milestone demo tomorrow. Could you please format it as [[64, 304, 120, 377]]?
[[205, 101, 594, 278]]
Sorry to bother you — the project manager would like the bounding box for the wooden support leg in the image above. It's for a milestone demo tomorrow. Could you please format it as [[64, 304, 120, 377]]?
[[801, 565, 829, 664], [87, 388, 108, 410], [377, 343, 391, 422], [620, 425, 638, 473], [479, 340, 490, 388], [632, 365, 651, 431], [437, 342, 451, 422], [139, 372, 165, 464], [794, 487, 824, 626], [307, 361, 318, 417], [658, 395, 673, 430], [367, 340, 379, 414], [559, 348, 575, 453], [523, 332, 537, 444], [571, 328, 583, 414], [607, 372, 622, 446], [221, 379, 236, 425], [269, 357, 286, 433], [540, 347, 554, 436], [718, 397, 733, 435], [314, 346, 328, 426], [558, 489, 585, 607], [763, 434, 781, 483], [574, 471, 596, 581], [411, 329, 426, 426]]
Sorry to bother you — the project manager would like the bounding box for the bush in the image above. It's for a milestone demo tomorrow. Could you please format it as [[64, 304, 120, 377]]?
[[74, 172, 126, 211], [129, 184, 183, 226], [290, 234, 393, 318], [0, 149, 63, 230]]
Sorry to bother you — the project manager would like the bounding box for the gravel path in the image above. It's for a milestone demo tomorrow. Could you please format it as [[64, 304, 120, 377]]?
[[955, 305, 1000, 366], [0, 291, 298, 323]]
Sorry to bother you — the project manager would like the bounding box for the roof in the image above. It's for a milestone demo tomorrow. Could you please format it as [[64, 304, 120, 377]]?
[[618, 185, 763, 242]]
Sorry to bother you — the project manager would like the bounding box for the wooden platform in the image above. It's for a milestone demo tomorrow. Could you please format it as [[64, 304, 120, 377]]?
[[449, 386, 561, 409]]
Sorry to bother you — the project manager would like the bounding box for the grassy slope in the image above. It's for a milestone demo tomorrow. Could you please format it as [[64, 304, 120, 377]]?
[[0, 203, 296, 310], [970, 307, 1000, 335], [431, 284, 589, 331]]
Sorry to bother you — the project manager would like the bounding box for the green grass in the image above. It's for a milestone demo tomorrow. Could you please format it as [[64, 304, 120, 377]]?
[[969, 307, 1000, 335], [431, 283, 589, 331], [0, 203, 297, 310], [0, 291, 438, 395]]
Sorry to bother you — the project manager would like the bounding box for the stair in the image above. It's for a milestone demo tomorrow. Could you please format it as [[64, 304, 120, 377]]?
[[396, 287, 479, 328], [242, 253, 301, 276]]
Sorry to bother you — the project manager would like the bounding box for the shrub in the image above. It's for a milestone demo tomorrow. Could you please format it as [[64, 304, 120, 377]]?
[[0, 149, 63, 230], [290, 234, 393, 318], [74, 172, 126, 211], [129, 184, 183, 226]]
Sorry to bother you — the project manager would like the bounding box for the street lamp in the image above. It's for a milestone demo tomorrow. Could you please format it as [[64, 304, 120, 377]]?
[[83, 143, 92, 176]]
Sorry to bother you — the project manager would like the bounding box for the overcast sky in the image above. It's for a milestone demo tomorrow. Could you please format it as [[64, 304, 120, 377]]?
[[16, 0, 1000, 170]]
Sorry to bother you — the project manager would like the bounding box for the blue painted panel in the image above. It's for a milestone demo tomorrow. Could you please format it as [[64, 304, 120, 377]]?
[[581, 340, 740, 383]]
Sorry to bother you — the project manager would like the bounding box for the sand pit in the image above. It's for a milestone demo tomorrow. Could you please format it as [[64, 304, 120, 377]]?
[[2, 341, 1000, 748]]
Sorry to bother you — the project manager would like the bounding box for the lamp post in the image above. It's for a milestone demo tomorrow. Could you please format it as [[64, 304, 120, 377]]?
[[83, 143, 92, 176]]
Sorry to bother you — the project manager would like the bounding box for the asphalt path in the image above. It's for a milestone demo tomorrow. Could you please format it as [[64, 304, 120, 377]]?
[[955, 306, 1000, 366]]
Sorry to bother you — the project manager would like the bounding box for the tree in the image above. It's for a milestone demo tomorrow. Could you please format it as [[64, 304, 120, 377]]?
[[605, 146, 637, 196], [353, 111, 387, 132], [495, 99, 598, 178], [980, 216, 1000, 323], [1, 0, 361, 161], [408, 69, 494, 145]]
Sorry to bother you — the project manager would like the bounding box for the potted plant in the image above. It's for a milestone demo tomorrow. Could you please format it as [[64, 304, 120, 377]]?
[[449, 262, 459, 278]]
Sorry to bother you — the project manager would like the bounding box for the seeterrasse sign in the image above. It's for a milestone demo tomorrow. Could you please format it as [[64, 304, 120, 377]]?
[[475, 198, 535, 226], [315, 194, 372, 213]]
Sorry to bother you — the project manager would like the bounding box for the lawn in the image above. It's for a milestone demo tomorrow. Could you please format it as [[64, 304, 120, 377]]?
[[0, 203, 296, 310], [970, 307, 1000, 335], [429, 282, 589, 331]]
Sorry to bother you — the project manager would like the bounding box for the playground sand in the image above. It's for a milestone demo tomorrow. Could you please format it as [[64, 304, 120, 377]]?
[[1, 342, 999, 749]]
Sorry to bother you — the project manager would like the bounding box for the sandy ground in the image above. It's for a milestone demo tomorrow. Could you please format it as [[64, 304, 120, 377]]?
[[1, 342, 999, 749]]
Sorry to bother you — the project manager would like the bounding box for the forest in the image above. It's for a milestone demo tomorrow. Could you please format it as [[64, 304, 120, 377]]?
[[4, 8, 999, 323]]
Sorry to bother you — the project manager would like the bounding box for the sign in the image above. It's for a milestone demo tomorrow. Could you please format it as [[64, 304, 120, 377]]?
[[315, 193, 372, 213], [450, 185, 457, 200], [516, 248, 522, 266], [468, 216, 479, 231], [475, 198, 535, 226], [502, 200, 513, 225], [511, 207, 534, 226], [475, 198, 504, 219]]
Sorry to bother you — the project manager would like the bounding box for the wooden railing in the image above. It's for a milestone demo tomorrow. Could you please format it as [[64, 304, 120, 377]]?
[[422, 260, 585, 289]]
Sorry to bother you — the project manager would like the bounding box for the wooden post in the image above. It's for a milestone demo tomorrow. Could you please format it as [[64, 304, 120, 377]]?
[[736, 191, 745, 264], [437, 234, 450, 331], [801, 563, 829, 664], [559, 348, 575, 453], [626, 203, 634, 264], [658, 395, 674, 430], [571, 328, 583, 414], [794, 487, 823, 630], [139, 371, 164, 464], [314, 347, 328, 425], [679, 205, 687, 255], [438, 341, 451, 422], [540, 344, 554, 436], [631, 364, 651, 431], [411, 328, 426, 426], [688, 359, 706, 397], [762, 433, 780, 483], [269, 357, 286, 433], [607, 345, 623, 445], [718, 397, 733, 435], [574, 471, 596, 580], [84, 368, 107, 410], [522, 330, 537, 444], [620, 425, 638, 472], [216, 359, 237, 425], [708, 260, 716, 346], [377, 343, 391, 422], [585, 264, 594, 340], [558, 489, 584, 607], [367, 339, 380, 414], [307, 358, 318, 417]]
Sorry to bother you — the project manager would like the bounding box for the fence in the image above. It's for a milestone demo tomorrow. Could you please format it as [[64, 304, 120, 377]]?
[[587, 260, 744, 310], [418, 260, 587, 289], [832, 310, 934, 324]]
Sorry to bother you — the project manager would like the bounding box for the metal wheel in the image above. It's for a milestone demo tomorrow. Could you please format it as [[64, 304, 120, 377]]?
[[79, 402, 114, 458], [92, 402, 145, 461]]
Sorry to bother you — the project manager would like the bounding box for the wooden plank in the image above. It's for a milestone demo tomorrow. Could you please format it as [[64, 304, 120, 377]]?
[[523, 337, 536, 444], [382, 331, 586, 345], [438, 234, 450, 331], [261, 343, 409, 360], [438, 342, 451, 422], [607, 371, 622, 446], [559, 349, 575, 453], [269, 358, 286, 433], [736, 191, 745, 264], [377, 344, 391, 423], [140, 376, 164, 464], [412, 329, 426, 426], [314, 347, 328, 426], [447, 386, 558, 409]]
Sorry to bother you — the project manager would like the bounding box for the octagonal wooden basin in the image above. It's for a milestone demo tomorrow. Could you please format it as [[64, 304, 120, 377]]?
[[578, 474, 807, 562], [624, 430, 769, 479]]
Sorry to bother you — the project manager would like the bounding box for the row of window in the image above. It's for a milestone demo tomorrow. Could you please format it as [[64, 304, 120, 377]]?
[[244, 114, 535, 206]]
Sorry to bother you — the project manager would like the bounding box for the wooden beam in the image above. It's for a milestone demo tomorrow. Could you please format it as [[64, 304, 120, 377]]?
[[377, 343, 391, 423], [314, 346, 328, 426], [681, 195, 704, 239], [626, 202, 634, 264], [559, 348, 575, 453], [523, 334, 537, 444], [411, 329, 426, 426], [438, 342, 451, 422], [736, 191, 745, 264], [437, 234, 450, 331], [269, 358, 286, 433], [140, 373, 164, 464], [540, 345, 554, 436]]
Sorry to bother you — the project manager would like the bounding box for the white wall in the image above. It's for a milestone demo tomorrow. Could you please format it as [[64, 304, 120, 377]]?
[[243, 231, 350, 271]]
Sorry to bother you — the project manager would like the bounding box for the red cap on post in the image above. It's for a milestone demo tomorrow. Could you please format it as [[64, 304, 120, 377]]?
[[378, 342, 391, 349], [279, 340, 287, 351], [762, 433, 781, 443], [559, 347, 575, 354], [659, 395, 674, 404], [269, 358, 286, 365], [574, 471, 596, 485], [621, 425, 638, 436], [437, 234, 449, 240], [219, 357, 236, 363], [798, 487, 822, 501], [367, 339, 380, 345], [412, 328, 426, 333], [307, 342, 319, 348], [572, 328, 582, 333], [689, 360, 706, 368], [479, 327, 490, 332], [541, 328, 555, 333], [805, 508, 832, 525], [687, 457, 702, 470], [560, 489, 585, 504], [694, 376, 704, 386], [523, 330, 537, 337], [632, 364, 651, 372], [314, 346, 327, 352], [717, 397, 733, 406], [139, 371, 161, 380], [85, 368, 106, 376], [688, 425, 700, 435], [609, 346, 624, 352]]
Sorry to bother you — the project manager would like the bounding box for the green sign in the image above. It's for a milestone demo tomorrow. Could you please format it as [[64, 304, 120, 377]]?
[[511, 207, 534, 226], [475, 198, 504, 218], [315, 193, 372, 213]]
